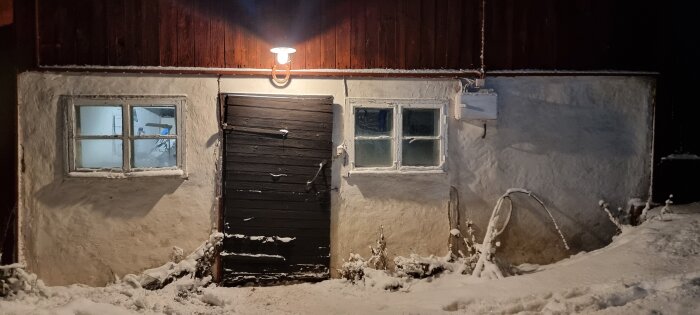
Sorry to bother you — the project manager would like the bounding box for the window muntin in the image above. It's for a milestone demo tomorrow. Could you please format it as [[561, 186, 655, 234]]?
[[350, 99, 446, 172], [66, 96, 185, 177]]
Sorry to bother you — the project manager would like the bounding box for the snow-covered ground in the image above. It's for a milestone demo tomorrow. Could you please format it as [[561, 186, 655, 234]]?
[[2, 203, 700, 314]]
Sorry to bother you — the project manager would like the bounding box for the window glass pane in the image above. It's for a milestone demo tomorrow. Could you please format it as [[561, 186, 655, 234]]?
[[132, 106, 177, 136], [76, 106, 122, 136], [355, 108, 393, 136], [355, 139, 392, 167], [132, 139, 177, 168], [402, 139, 439, 166], [402, 108, 439, 137], [76, 139, 123, 169]]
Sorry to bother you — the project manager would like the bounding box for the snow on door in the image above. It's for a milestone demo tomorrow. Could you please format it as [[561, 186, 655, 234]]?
[[221, 94, 333, 286]]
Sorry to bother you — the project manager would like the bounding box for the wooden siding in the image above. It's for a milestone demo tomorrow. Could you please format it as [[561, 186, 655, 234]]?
[[0, 0, 11, 26], [35, 0, 482, 70], [31, 0, 661, 71]]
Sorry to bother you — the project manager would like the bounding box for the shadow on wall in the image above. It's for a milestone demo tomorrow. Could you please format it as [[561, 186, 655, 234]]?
[[33, 102, 185, 219], [495, 92, 638, 158], [344, 174, 449, 203]]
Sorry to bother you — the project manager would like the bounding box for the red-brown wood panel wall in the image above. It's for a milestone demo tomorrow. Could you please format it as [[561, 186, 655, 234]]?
[[33, 0, 660, 71], [35, 0, 482, 70]]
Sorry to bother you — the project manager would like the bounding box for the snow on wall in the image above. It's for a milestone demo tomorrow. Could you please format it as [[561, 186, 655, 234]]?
[[17, 73, 654, 285], [17, 73, 219, 286]]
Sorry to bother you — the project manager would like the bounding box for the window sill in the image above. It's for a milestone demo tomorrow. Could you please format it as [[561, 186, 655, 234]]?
[[347, 169, 446, 176], [66, 169, 187, 179]]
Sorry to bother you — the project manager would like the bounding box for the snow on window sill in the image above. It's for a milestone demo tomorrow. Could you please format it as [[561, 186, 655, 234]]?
[[66, 169, 187, 179]]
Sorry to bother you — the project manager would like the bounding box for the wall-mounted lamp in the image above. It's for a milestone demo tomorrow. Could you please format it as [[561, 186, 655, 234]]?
[[270, 47, 296, 85]]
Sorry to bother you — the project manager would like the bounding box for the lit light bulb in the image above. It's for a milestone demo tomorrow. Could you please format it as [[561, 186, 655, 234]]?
[[276, 52, 290, 65], [270, 47, 296, 65]]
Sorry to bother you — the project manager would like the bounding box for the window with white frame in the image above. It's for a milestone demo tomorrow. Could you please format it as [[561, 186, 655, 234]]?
[[65, 96, 185, 177], [349, 99, 446, 172]]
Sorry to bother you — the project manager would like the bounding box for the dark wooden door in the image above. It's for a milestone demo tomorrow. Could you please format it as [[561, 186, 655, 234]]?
[[221, 94, 333, 286]]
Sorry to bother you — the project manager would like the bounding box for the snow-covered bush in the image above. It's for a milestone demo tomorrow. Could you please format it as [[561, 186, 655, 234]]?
[[456, 219, 480, 274], [394, 253, 454, 278], [123, 232, 223, 291], [367, 226, 388, 270], [338, 253, 367, 283], [0, 264, 47, 298]]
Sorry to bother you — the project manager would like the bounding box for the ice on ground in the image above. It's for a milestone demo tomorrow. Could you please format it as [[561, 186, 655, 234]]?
[[2, 203, 700, 314]]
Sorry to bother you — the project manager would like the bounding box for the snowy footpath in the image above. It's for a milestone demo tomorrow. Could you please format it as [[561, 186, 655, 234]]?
[[2, 203, 700, 315]]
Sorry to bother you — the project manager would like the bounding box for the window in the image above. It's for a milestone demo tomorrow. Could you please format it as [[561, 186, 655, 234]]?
[[65, 96, 186, 177], [349, 99, 446, 172]]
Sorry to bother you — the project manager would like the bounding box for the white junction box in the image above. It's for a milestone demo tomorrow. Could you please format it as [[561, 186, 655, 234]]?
[[456, 90, 498, 120]]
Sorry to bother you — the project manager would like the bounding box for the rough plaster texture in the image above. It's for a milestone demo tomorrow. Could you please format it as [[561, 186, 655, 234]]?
[[451, 77, 655, 265], [18, 73, 219, 286], [18, 74, 653, 285]]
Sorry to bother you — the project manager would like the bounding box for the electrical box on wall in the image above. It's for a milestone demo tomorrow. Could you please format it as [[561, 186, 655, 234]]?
[[456, 91, 498, 120]]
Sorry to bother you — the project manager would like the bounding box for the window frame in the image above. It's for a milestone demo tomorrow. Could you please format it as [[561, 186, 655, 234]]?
[[347, 98, 447, 174], [64, 95, 186, 178]]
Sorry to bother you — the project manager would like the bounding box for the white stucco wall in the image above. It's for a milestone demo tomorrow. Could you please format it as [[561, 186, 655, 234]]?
[[17, 73, 220, 286], [17, 73, 654, 285]]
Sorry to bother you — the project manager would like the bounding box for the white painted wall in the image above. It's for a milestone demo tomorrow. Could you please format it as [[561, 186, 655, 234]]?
[[18, 73, 654, 285], [17, 73, 219, 286]]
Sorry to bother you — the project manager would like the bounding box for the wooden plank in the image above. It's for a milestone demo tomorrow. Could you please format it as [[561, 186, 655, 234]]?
[[226, 97, 333, 113], [159, 0, 178, 66], [226, 106, 332, 124], [106, 0, 127, 65], [378, 0, 397, 69], [225, 208, 330, 221], [225, 143, 331, 160], [224, 160, 329, 176], [0, 0, 11, 26], [226, 153, 331, 167], [445, 0, 462, 69], [124, 0, 144, 65], [459, 0, 479, 69], [349, 0, 366, 68], [419, 0, 435, 68], [320, 0, 336, 69], [226, 136, 331, 151], [226, 217, 330, 229], [73, 0, 93, 65], [228, 182, 326, 194], [225, 171, 325, 186], [222, 225, 330, 238], [304, 0, 322, 69], [395, 0, 407, 69], [222, 0, 235, 67], [193, 0, 211, 67], [225, 199, 323, 211], [225, 127, 331, 141], [209, 0, 226, 67], [240, 1, 258, 68], [335, 0, 351, 68], [404, 0, 421, 69], [225, 116, 332, 134], [434, 0, 448, 68], [37, 0, 60, 65], [140, 0, 160, 66], [364, 1, 379, 68], [256, 1, 273, 69], [176, 0, 195, 66]]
